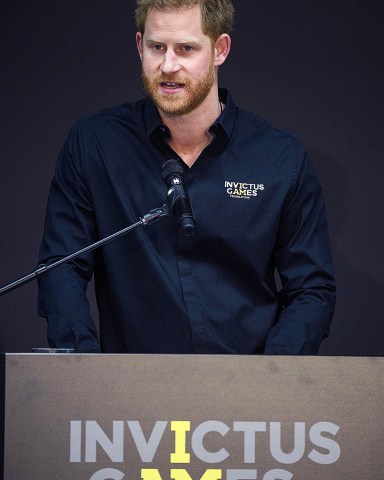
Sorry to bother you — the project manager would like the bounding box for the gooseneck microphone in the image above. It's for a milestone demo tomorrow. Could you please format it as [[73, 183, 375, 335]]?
[[162, 159, 196, 236], [0, 161, 195, 297]]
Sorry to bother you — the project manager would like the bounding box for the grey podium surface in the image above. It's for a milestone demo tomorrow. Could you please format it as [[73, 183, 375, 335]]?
[[1, 354, 383, 479]]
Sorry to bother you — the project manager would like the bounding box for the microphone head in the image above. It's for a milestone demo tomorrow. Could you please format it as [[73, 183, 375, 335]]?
[[161, 158, 196, 236], [161, 159, 185, 186]]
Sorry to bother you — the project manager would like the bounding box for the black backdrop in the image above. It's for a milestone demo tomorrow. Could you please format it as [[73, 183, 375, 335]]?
[[1, 0, 383, 355]]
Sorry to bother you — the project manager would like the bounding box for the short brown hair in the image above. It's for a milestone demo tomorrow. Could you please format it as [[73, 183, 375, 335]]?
[[135, 0, 234, 41]]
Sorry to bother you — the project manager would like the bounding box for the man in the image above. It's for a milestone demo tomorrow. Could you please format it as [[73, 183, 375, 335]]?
[[38, 0, 336, 354]]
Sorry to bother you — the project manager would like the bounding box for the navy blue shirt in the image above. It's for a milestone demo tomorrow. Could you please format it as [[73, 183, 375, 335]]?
[[38, 89, 336, 354]]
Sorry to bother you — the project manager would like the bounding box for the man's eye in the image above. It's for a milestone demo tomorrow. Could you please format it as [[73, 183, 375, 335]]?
[[182, 45, 193, 52], [152, 45, 163, 51]]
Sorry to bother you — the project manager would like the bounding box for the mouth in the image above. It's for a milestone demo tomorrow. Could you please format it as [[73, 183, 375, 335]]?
[[160, 82, 185, 92]]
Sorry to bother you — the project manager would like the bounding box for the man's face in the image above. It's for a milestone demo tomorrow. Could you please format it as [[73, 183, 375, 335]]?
[[136, 5, 217, 116]]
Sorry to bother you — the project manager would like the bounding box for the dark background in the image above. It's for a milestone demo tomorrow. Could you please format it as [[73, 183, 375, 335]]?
[[1, 0, 383, 355]]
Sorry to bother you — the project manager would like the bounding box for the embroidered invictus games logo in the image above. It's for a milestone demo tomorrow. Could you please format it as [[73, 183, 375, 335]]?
[[225, 181, 265, 200]]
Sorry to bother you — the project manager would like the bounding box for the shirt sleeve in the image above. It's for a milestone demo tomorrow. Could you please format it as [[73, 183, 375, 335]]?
[[38, 121, 100, 353], [264, 145, 336, 355]]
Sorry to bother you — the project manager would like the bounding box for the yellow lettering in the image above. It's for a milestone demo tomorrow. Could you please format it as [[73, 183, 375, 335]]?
[[171, 421, 191, 463], [142, 469, 163, 480], [171, 469, 222, 480]]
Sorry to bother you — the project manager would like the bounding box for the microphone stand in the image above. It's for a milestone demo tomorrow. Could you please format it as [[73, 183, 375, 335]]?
[[0, 204, 169, 297]]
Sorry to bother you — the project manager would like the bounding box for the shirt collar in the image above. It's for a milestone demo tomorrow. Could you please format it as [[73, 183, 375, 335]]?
[[144, 88, 236, 156]]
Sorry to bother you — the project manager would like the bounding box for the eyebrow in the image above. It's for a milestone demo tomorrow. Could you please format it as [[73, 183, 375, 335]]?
[[146, 38, 201, 46]]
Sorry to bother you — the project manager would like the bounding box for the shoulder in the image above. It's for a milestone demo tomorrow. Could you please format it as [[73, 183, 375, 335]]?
[[222, 89, 303, 153], [231, 106, 307, 180], [61, 99, 148, 154], [57, 99, 147, 169], [236, 106, 304, 152], [75, 98, 147, 132]]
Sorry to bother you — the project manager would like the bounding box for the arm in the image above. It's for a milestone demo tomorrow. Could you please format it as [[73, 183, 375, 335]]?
[[264, 148, 336, 354], [38, 121, 100, 353]]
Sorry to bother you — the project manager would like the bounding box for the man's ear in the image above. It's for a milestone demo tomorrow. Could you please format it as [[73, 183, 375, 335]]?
[[213, 34, 231, 67], [136, 32, 143, 61]]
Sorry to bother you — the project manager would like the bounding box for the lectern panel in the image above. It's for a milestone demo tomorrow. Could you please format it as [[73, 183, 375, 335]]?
[[1, 354, 383, 479]]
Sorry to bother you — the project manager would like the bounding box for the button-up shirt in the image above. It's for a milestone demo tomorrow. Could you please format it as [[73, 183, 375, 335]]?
[[38, 89, 336, 354]]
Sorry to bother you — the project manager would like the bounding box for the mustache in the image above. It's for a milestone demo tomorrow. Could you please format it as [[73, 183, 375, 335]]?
[[154, 74, 190, 84]]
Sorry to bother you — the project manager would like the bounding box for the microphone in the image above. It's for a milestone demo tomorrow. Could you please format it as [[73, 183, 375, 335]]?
[[161, 159, 196, 236]]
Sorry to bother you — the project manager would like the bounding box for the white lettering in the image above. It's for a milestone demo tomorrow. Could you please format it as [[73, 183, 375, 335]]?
[[191, 421, 230, 463], [270, 422, 305, 464], [70, 420, 82, 462], [308, 422, 340, 464], [89, 468, 125, 480], [68, 419, 341, 472], [127, 421, 168, 462], [85, 421, 124, 463], [262, 470, 293, 480], [233, 422, 267, 463], [227, 469, 257, 480]]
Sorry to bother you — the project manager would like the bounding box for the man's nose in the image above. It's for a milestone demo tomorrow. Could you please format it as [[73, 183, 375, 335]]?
[[161, 50, 181, 75]]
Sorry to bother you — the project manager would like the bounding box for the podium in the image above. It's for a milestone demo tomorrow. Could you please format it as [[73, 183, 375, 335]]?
[[1, 353, 383, 479]]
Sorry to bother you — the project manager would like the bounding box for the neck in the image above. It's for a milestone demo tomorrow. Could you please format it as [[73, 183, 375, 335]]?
[[159, 89, 222, 167]]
